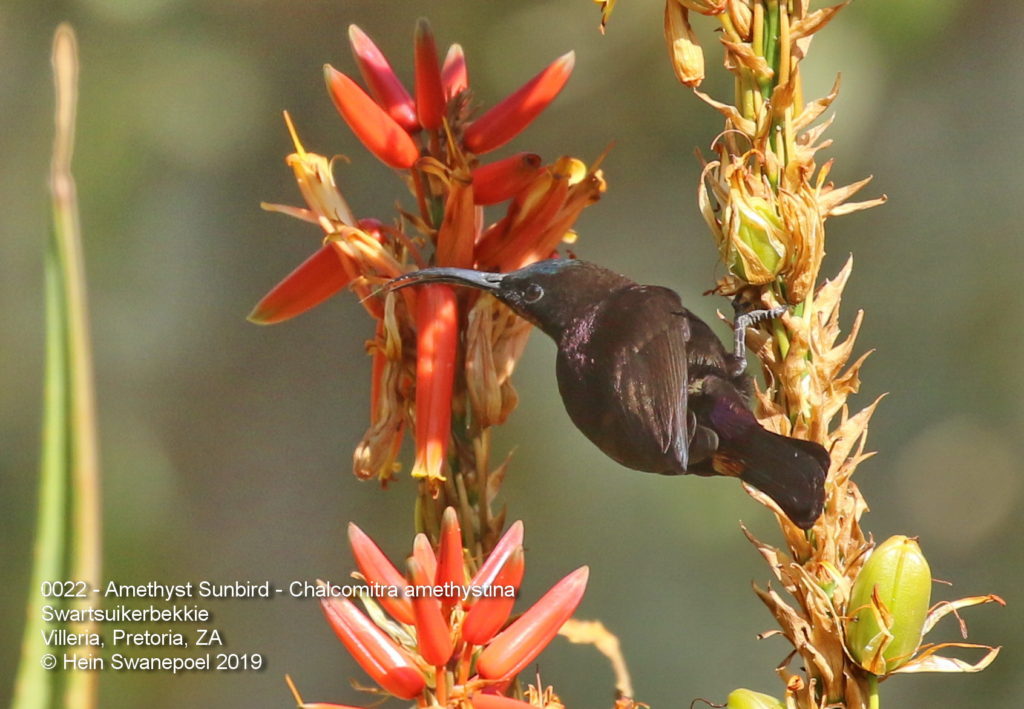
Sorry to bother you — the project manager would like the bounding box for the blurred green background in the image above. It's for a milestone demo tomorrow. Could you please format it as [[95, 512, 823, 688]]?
[[2, 0, 1021, 707]]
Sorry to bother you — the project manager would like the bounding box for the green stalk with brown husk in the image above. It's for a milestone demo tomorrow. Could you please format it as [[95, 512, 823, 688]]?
[[644, 0, 1005, 706]]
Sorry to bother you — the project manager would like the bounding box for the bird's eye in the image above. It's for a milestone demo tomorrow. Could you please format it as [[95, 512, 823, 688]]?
[[523, 283, 544, 303]]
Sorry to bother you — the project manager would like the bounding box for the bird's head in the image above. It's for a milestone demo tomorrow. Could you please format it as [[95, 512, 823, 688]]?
[[382, 259, 634, 339]]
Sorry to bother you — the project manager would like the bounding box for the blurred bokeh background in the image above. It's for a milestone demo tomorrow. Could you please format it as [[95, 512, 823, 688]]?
[[2, 0, 1021, 707]]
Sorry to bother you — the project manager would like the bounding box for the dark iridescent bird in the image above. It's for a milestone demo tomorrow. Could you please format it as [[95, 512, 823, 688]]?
[[385, 259, 829, 529]]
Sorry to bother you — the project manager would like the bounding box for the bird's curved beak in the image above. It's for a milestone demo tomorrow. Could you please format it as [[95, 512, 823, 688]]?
[[382, 267, 505, 294]]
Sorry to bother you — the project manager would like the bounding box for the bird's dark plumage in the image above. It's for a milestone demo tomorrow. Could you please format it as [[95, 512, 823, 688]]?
[[385, 259, 828, 528]]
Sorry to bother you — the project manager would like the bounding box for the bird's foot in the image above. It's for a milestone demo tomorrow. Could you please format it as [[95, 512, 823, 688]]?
[[731, 305, 787, 373]]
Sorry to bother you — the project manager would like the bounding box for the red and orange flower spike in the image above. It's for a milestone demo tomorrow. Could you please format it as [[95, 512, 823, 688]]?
[[413, 18, 446, 132], [476, 565, 590, 680], [463, 52, 576, 154], [324, 65, 420, 169], [317, 512, 587, 706], [347, 24, 419, 133]]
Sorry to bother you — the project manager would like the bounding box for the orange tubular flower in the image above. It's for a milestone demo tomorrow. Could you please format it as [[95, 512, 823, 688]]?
[[436, 507, 467, 609], [411, 284, 458, 492], [319, 594, 426, 700], [413, 533, 439, 581], [413, 18, 446, 132], [476, 565, 589, 680], [408, 558, 455, 666], [476, 171, 570, 272], [247, 244, 353, 324], [472, 153, 543, 206], [347, 522, 415, 625], [461, 546, 525, 645], [348, 24, 419, 133], [324, 65, 420, 169], [465, 520, 524, 600], [435, 174, 476, 268], [463, 52, 576, 154]]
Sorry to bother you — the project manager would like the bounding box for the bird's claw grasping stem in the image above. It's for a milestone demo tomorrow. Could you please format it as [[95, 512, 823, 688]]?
[[732, 306, 787, 372]]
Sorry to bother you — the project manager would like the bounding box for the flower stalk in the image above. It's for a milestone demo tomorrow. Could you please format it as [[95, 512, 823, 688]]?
[[643, 0, 1005, 705]]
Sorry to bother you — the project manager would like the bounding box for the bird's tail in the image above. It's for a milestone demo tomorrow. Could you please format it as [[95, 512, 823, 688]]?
[[716, 427, 829, 529]]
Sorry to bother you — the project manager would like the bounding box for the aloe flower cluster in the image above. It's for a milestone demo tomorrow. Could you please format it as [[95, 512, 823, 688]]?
[[291, 508, 587, 707], [250, 20, 605, 546]]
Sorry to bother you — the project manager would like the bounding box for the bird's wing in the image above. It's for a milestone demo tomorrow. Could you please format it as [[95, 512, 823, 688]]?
[[600, 286, 692, 470]]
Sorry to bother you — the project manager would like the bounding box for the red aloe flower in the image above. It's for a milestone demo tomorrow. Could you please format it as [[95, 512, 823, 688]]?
[[413, 18, 446, 132], [435, 507, 467, 611], [407, 557, 455, 666], [348, 24, 419, 133], [347, 522, 415, 625], [319, 592, 425, 699], [435, 173, 476, 268], [463, 52, 576, 154], [324, 65, 420, 169], [476, 565, 589, 680], [465, 520, 524, 600], [411, 284, 458, 492], [461, 545, 525, 645], [413, 532, 438, 581], [248, 244, 353, 325]]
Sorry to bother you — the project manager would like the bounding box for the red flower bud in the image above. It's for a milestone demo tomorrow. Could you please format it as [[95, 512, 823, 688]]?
[[248, 244, 353, 325], [436, 507, 467, 596], [414, 18, 446, 131], [463, 52, 575, 154], [324, 65, 420, 169], [412, 533, 438, 582], [347, 24, 419, 133], [466, 521, 524, 598], [442, 44, 468, 99], [319, 593, 425, 699], [461, 546, 524, 645], [407, 558, 455, 666], [476, 566, 588, 680], [347, 522, 415, 625]]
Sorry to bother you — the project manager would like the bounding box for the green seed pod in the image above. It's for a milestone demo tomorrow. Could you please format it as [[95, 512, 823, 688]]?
[[729, 196, 785, 284], [726, 689, 785, 709], [846, 535, 932, 675]]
